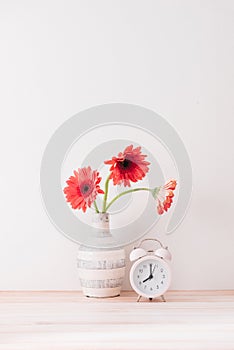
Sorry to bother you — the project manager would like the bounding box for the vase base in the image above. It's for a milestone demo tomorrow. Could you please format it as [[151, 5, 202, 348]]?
[[86, 294, 120, 299], [82, 287, 121, 298]]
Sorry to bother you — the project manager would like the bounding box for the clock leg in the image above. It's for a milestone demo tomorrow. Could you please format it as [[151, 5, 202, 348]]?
[[137, 295, 141, 302], [161, 295, 166, 302]]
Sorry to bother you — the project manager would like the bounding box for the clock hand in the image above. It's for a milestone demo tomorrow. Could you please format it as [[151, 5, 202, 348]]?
[[148, 264, 156, 280], [143, 264, 153, 283], [152, 264, 156, 275], [143, 264, 156, 283], [142, 277, 150, 283]]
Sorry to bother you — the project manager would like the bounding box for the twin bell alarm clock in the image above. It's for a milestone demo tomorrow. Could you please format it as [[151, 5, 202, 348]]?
[[129, 238, 172, 302]]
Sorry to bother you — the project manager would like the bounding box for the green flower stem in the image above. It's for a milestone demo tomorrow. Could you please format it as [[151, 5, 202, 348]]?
[[105, 187, 152, 212], [102, 175, 111, 213], [93, 200, 99, 213]]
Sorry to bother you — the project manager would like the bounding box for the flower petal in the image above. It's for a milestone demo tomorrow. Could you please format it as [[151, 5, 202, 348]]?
[[63, 167, 104, 212], [104, 144, 150, 187]]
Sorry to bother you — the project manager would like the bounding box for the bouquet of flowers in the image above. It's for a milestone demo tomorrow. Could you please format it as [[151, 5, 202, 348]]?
[[63, 144, 177, 215]]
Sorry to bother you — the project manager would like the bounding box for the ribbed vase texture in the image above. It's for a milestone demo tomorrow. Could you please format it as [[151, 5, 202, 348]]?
[[77, 213, 125, 298]]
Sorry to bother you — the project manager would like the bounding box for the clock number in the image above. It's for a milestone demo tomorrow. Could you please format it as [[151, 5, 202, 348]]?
[[162, 274, 165, 279], [143, 265, 147, 269], [137, 275, 140, 279], [156, 285, 159, 289], [139, 269, 143, 273], [160, 268, 163, 272], [150, 287, 153, 291], [161, 280, 163, 284]]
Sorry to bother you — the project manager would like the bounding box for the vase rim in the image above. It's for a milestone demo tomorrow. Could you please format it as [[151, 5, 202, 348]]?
[[93, 212, 110, 216]]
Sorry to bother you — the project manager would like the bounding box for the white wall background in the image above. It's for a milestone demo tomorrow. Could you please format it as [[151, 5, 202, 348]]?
[[0, 0, 234, 290]]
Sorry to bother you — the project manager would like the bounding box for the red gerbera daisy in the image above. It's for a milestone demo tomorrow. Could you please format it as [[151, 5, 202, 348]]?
[[63, 166, 104, 213], [154, 179, 177, 215], [104, 145, 150, 187]]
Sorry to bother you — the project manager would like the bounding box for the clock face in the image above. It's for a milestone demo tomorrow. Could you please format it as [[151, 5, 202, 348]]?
[[130, 256, 171, 298]]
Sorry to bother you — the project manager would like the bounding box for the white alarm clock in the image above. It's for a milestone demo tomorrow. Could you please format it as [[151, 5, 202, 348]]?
[[129, 238, 172, 302]]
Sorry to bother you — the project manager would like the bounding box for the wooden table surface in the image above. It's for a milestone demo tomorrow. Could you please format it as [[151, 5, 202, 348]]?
[[0, 290, 234, 350]]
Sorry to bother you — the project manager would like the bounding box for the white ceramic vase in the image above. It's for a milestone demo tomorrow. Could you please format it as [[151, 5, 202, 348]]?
[[77, 213, 126, 298]]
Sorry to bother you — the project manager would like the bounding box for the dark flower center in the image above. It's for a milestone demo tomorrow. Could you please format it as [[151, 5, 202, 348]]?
[[120, 159, 131, 169], [81, 184, 90, 194]]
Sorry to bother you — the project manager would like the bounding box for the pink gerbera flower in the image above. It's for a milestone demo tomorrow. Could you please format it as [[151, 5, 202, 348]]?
[[154, 180, 177, 215], [104, 145, 150, 187], [63, 166, 104, 213]]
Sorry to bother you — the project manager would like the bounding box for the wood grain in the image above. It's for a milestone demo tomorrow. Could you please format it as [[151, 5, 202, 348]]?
[[0, 291, 234, 350]]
